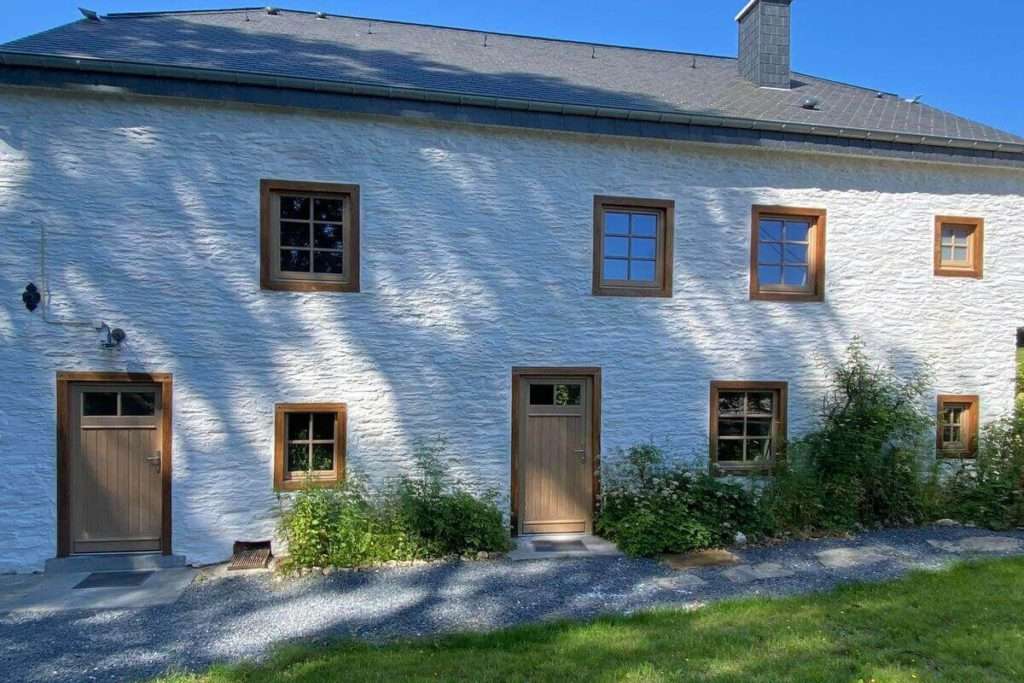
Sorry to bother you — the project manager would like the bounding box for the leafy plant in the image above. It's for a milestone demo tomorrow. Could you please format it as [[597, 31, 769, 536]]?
[[596, 442, 767, 557], [941, 413, 1024, 529], [763, 339, 935, 531], [278, 439, 509, 571]]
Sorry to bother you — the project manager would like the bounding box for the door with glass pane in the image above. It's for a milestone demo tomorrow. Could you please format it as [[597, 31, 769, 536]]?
[[517, 377, 594, 534], [69, 384, 163, 553]]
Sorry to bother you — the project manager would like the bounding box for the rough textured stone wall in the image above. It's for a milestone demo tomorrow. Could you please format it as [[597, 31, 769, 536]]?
[[1, 89, 1022, 571]]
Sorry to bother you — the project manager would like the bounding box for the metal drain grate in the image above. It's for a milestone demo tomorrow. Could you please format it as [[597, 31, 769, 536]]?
[[532, 539, 587, 552], [228, 540, 272, 571], [74, 571, 154, 589]]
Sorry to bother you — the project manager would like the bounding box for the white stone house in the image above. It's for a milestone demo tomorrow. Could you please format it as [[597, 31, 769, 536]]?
[[1, 1, 1022, 572]]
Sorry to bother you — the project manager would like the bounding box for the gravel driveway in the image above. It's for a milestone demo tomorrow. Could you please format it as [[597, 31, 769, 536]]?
[[3, 526, 1024, 683]]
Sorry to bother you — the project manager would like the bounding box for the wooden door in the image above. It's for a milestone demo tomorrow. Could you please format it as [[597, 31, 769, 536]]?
[[518, 377, 593, 534], [69, 384, 163, 553]]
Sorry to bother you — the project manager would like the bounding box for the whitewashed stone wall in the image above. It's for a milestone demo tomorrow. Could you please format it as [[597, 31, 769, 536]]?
[[1, 88, 1022, 571]]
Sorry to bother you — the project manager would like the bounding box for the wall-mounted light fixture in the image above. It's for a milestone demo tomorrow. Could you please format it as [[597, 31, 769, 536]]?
[[22, 283, 41, 311], [98, 322, 127, 349]]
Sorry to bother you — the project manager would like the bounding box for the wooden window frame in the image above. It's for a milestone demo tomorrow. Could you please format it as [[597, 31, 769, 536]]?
[[709, 381, 788, 475], [936, 394, 979, 458], [592, 196, 674, 298], [749, 205, 827, 302], [56, 371, 173, 557], [273, 403, 347, 491], [934, 216, 984, 279], [260, 179, 361, 292]]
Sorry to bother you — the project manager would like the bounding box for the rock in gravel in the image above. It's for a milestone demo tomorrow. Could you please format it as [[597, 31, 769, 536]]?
[[662, 549, 740, 570], [734, 532, 748, 546], [934, 519, 961, 527], [816, 546, 893, 569], [723, 562, 796, 583]]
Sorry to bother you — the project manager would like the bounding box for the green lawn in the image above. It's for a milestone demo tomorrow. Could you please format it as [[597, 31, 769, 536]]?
[[160, 558, 1024, 683]]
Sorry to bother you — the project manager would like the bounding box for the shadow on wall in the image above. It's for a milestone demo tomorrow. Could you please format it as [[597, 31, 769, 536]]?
[[0, 23, 1018, 564]]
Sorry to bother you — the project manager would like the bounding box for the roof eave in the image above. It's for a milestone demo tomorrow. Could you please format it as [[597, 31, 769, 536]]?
[[1, 51, 1022, 160]]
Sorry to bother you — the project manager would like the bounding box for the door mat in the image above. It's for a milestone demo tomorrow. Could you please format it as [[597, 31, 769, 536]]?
[[532, 539, 587, 552], [74, 571, 154, 589]]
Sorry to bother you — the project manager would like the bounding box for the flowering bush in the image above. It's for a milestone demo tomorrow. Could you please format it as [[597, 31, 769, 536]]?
[[595, 443, 767, 557]]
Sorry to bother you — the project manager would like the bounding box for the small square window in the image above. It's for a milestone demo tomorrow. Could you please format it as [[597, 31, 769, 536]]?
[[274, 403, 347, 491], [936, 395, 979, 458], [709, 381, 787, 474], [750, 206, 826, 302], [261, 180, 360, 292], [934, 216, 983, 279], [593, 196, 674, 297]]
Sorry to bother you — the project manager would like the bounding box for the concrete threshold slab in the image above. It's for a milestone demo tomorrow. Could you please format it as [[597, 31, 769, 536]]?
[[0, 568, 196, 613], [507, 534, 622, 562]]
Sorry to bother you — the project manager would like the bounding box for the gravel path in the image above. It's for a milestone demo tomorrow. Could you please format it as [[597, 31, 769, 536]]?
[[3, 526, 1024, 683]]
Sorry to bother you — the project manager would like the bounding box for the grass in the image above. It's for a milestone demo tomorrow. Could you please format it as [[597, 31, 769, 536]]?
[[158, 558, 1024, 683]]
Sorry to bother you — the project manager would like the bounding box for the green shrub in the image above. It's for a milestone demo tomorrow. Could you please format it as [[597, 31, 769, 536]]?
[[596, 443, 767, 557], [278, 440, 510, 571], [762, 339, 935, 531], [941, 413, 1024, 529]]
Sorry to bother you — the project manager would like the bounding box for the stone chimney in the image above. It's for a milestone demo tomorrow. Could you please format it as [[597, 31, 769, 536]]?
[[736, 0, 792, 89]]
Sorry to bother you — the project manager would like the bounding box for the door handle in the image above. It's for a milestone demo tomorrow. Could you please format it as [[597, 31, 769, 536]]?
[[574, 449, 586, 464], [146, 451, 161, 470]]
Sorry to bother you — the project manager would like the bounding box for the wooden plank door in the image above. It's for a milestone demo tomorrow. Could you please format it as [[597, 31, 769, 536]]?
[[69, 384, 163, 553], [518, 377, 593, 534]]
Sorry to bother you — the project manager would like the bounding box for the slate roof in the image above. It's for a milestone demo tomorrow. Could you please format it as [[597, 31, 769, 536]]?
[[2, 7, 1022, 150]]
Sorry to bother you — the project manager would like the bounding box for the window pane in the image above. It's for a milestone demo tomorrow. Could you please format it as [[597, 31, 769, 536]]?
[[83, 392, 118, 416], [311, 444, 334, 471], [747, 418, 773, 436], [287, 413, 311, 441], [631, 214, 657, 237], [529, 384, 554, 405], [313, 251, 344, 274], [941, 245, 954, 261], [783, 243, 809, 264], [554, 384, 581, 406], [783, 266, 808, 287], [784, 221, 811, 242], [280, 222, 310, 248], [719, 419, 745, 437], [631, 237, 657, 259], [280, 196, 310, 220], [758, 265, 782, 285], [942, 225, 971, 242], [747, 392, 774, 415], [603, 259, 628, 280], [313, 198, 345, 222], [718, 440, 744, 462], [630, 260, 656, 282], [604, 212, 629, 235], [314, 224, 343, 249], [953, 246, 969, 262], [280, 249, 311, 273], [718, 392, 745, 416], [748, 439, 773, 462], [287, 443, 309, 472], [312, 413, 335, 440], [121, 392, 156, 416], [759, 219, 783, 241], [758, 243, 782, 265], [604, 236, 629, 258]]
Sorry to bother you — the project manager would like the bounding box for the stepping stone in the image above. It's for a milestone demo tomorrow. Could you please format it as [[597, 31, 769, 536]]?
[[816, 545, 893, 569], [927, 536, 1024, 554], [662, 549, 741, 570], [722, 562, 796, 584], [651, 573, 708, 591]]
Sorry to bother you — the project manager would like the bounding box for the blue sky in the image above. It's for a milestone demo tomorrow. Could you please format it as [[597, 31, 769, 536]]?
[[3, 1, 1022, 137]]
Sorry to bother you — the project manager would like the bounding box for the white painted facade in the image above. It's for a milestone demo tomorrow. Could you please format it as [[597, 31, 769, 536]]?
[[1, 88, 1022, 572]]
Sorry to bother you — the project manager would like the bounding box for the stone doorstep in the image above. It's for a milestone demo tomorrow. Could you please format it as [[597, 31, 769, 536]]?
[[506, 534, 623, 562], [0, 568, 196, 613]]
